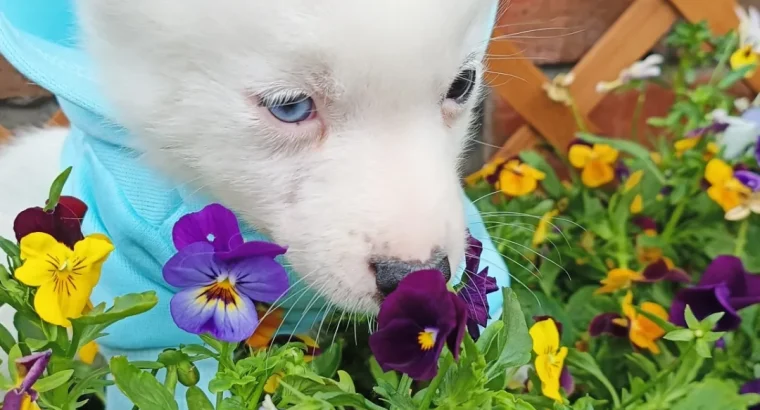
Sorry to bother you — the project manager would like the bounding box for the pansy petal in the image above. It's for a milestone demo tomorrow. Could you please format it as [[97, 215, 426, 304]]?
[[726, 205, 751, 221], [13, 208, 56, 244], [172, 203, 244, 252], [736, 170, 760, 192], [700, 255, 746, 289], [589, 313, 627, 338], [204, 292, 259, 343], [464, 235, 483, 275], [705, 159, 734, 185], [530, 319, 560, 355], [16, 233, 70, 287], [560, 366, 575, 396], [670, 284, 741, 331], [568, 144, 592, 168], [229, 257, 289, 303], [217, 241, 288, 261], [170, 288, 218, 335], [16, 350, 51, 393], [369, 318, 439, 380], [71, 235, 115, 286], [34, 283, 71, 327], [377, 270, 450, 327], [642, 259, 669, 282], [445, 292, 468, 360], [56, 196, 88, 220], [581, 161, 614, 188], [162, 242, 218, 288], [593, 144, 619, 163]]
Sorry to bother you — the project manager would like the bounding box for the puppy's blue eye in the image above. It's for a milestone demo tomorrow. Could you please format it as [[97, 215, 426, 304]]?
[[265, 95, 315, 123]]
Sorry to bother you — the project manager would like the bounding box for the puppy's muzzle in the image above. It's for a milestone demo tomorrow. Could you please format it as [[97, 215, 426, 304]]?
[[371, 249, 451, 297]]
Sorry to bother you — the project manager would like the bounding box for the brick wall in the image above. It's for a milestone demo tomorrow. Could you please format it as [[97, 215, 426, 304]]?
[[500, 0, 760, 64]]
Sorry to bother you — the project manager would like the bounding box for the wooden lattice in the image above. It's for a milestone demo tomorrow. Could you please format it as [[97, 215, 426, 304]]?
[[485, 0, 759, 160]]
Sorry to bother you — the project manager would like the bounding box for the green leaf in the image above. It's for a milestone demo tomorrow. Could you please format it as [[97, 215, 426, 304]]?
[[33, 370, 74, 393], [519, 151, 563, 198], [311, 340, 342, 378], [718, 64, 756, 89], [0, 236, 19, 259], [0, 323, 17, 354], [664, 329, 695, 342], [577, 132, 666, 183], [44, 167, 73, 212], [566, 350, 621, 408], [684, 305, 700, 330], [110, 356, 178, 410], [180, 344, 216, 359], [186, 386, 214, 410], [485, 289, 532, 384], [7, 344, 21, 381], [218, 397, 247, 410], [700, 312, 725, 330], [695, 339, 712, 358], [672, 378, 758, 410], [368, 356, 399, 390], [72, 292, 157, 326]]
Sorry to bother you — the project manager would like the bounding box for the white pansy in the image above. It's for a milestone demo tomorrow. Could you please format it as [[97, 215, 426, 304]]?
[[736, 5, 760, 51], [596, 54, 664, 93], [712, 108, 760, 159]]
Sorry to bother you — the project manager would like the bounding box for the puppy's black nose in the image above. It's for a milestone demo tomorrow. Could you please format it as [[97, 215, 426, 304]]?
[[372, 250, 451, 297]]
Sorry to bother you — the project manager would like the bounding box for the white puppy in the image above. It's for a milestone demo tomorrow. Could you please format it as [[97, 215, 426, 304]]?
[[0, 0, 509, 407]]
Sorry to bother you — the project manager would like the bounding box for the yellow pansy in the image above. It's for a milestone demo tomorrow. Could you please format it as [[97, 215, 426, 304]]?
[[464, 157, 507, 186], [649, 152, 662, 166], [624, 170, 645, 214], [78, 341, 99, 365], [529, 319, 568, 402], [730, 45, 759, 78], [726, 192, 760, 221], [532, 210, 559, 247], [16, 233, 114, 327], [674, 138, 719, 159], [705, 159, 751, 212], [595, 268, 644, 295], [615, 292, 668, 354], [496, 159, 546, 197], [568, 143, 619, 188]]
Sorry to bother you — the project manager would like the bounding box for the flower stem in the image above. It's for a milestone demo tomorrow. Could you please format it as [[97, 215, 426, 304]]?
[[662, 201, 685, 241], [735, 219, 749, 258], [418, 357, 452, 410], [630, 83, 647, 140], [569, 98, 588, 133]]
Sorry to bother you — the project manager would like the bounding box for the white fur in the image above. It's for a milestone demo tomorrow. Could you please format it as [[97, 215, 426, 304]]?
[[0, 0, 496, 316]]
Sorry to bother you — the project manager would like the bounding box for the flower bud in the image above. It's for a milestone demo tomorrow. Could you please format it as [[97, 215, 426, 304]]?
[[177, 361, 200, 387]]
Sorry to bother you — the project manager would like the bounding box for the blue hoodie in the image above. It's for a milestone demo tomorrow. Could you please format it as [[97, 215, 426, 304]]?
[[0, 1, 508, 408]]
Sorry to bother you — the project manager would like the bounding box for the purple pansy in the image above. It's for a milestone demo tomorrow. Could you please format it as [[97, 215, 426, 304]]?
[[13, 196, 87, 248], [458, 235, 499, 339], [369, 269, 467, 381], [642, 259, 691, 284], [632, 216, 658, 233], [669, 255, 760, 331], [588, 313, 628, 339], [685, 121, 729, 138], [736, 170, 760, 192], [741, 379, 760, 410], [164, 204, 290, 342], [2, 350, 51, 410]]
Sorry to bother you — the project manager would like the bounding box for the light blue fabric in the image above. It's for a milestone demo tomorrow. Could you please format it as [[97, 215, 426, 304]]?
[[0, 1, 508, 408]]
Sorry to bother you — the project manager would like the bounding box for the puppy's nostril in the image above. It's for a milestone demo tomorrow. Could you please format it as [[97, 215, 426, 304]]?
[[372, 249, 450, 297]]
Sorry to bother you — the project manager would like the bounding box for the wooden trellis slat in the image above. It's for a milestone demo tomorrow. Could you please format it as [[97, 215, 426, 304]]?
[[485, 0, 756, 163]]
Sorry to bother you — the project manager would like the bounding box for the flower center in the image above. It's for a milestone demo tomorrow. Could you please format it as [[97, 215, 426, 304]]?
[[201, 278, 238, 306], [417, 327, 438, 351], [206, 233, 216, 242]]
